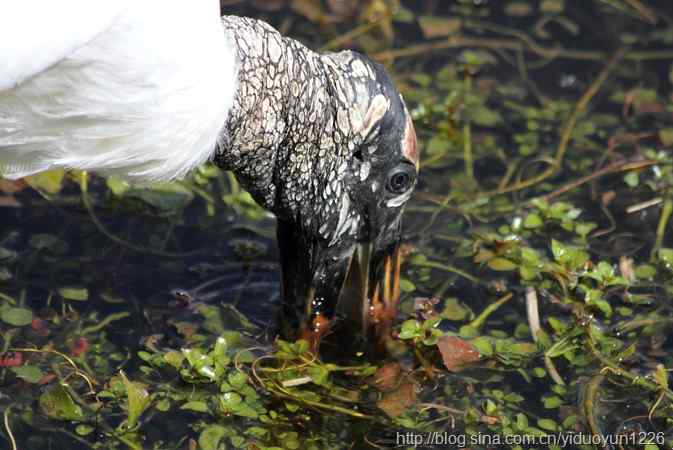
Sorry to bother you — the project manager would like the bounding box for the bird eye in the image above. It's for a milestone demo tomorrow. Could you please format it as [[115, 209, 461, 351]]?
[[386, 165, 415, 195]]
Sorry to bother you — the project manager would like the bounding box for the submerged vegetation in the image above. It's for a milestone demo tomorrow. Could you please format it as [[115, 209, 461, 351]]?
[[2, 0, 673, 449]]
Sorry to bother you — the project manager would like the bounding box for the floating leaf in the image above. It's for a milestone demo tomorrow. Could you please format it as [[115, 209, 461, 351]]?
[[635, 264, 657, 279], [198, 425, 229, 450], [25, 169, 65, 194], [523, 213, 544, 229], [58, 287, 89, 302], [488, 257, 518, 271], [537, 418, 558, 431], [623, 171, 639, 187], [533, 367, 547, 378], [440, 297, 470, 321], [658, 248, 673, 268], [181, 401, 210, 413], [575, 222, 597, 239], [399, 278, 416, 292], [398, 320, 422, 339], [0, 306, 33, 326], [120, 372, 150, 429], [484, 399, 497, 415], [11, 365, 44, 384], [307, 366, 330, 386], [233, 402, 259, 419], [39, 384, 86, 421], [219, 392, 242, 410], [551, 240, 588, 269], [542, 395, 563, 408], [471, 336, 494, 356], [228, 371, 248, 390], [155, 399, 171, 412], [279, 432, 301, 450]]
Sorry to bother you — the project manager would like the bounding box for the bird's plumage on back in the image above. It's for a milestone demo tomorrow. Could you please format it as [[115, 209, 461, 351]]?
[[0, 0, 129, 91], [0, 0, 237, 182]]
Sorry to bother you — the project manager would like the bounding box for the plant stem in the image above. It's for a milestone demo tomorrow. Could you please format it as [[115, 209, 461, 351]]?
[[469, 293, 513, 330], [411, 259, 480, 284], [480, 47, 625, 197], [650, 195, 672, 260], [463, 73, 474, 184], [3, 405, 17, 450], [81, 312, 131, 336]]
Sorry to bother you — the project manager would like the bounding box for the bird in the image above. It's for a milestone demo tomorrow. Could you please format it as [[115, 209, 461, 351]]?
[[0, 0, 419, 352]]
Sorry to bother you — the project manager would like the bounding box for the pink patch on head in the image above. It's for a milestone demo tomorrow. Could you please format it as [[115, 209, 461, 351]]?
[[402, 114, 419, 170]]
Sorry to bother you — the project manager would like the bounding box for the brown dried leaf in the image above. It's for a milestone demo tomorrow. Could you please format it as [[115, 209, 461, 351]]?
[[370, 362, 401, 392], [377, 381, 416, 418], [437, 335, 480, 372]]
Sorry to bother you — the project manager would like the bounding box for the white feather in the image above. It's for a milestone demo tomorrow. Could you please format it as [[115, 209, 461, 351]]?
[[330, 195, 351, 246], [0, 0, 238, 183]]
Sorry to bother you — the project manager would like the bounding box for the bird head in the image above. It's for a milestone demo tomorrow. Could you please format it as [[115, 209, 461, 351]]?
[[275, 51, 419, 350], [217, 18, 418, 351]]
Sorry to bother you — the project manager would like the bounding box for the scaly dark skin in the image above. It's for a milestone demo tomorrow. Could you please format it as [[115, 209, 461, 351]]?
[[215, 16, 418, 353]]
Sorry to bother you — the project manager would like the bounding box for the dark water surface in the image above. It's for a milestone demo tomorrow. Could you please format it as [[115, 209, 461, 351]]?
[[2, 1, 673, 449]]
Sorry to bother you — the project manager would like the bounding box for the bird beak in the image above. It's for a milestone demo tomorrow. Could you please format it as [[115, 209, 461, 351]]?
[[277, 220, 402, 354], [342, 240, 402, 350]]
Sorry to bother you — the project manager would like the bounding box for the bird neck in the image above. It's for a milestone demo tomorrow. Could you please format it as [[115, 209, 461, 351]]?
[[216, 16, 363, 232]]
